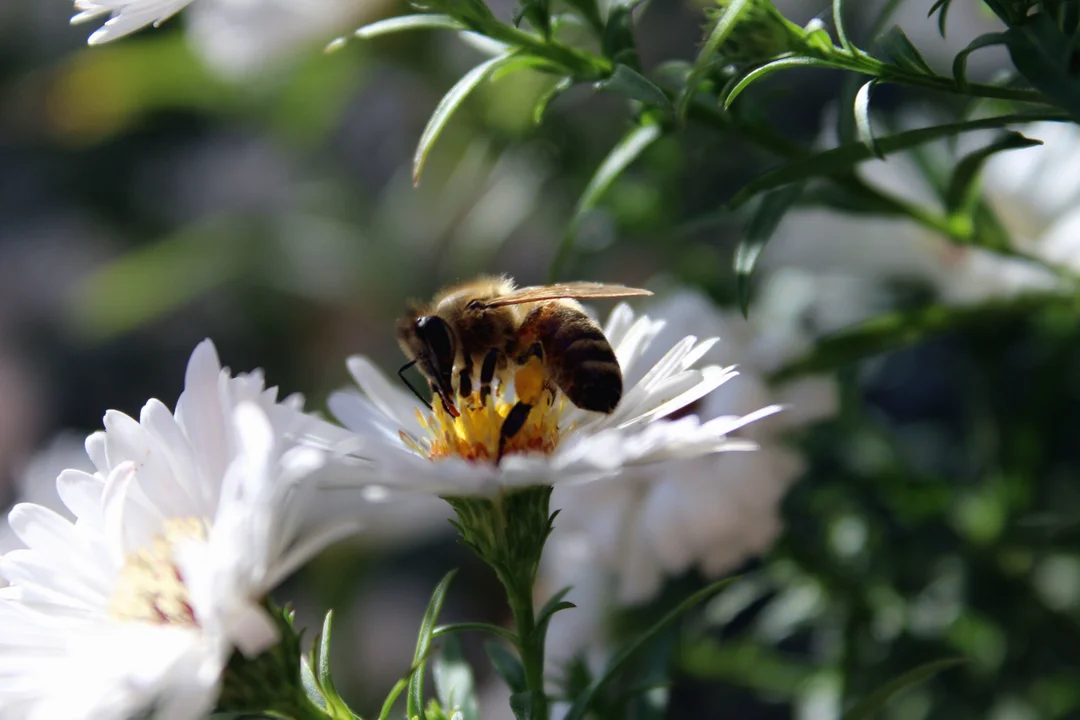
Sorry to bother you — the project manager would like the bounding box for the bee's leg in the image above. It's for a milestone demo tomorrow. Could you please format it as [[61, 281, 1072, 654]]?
[[431, 382, 456, 416], [479, 348, 499, 405], [497, 401, 533, 463], [457, 354, 474, 403]]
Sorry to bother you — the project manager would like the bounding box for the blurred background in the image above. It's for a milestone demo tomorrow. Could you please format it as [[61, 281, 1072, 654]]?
[[4, 0, 1080, 717]]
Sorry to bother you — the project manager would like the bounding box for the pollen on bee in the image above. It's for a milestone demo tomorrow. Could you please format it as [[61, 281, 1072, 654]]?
[[417, 373, 564, 464]]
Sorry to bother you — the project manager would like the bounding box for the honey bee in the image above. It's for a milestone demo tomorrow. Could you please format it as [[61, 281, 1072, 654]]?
[[396, 276, 652, 458]]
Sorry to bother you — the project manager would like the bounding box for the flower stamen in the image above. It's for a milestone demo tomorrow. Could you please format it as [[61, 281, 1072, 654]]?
[[109, 517, 207, 627], [416, 370, 564, 463]]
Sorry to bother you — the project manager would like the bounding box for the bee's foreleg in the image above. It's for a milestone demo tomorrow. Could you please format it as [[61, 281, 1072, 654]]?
[[497, 401, 533, 463], [457, 353, 474, 401], [479, 348, 499, 405]]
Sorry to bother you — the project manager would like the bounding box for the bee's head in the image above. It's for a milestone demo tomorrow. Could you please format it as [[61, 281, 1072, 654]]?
[[397, 306, 459, 417]]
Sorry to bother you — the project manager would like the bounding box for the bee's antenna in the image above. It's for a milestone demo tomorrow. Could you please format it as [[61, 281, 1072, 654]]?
[[398, 360, 434, 411]]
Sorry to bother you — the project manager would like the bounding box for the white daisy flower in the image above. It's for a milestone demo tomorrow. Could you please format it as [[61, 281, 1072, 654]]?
[[325, 302, 783, 498], [764, 119, 1080, 311], [72, 0, 196, 45], [545, 290, 836, 611], [0, 340, 359, 718]]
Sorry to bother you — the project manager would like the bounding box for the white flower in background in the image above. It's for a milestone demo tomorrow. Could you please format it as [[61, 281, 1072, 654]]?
[[71, 0, 383, 75], [187, 0, 384, 79], [764, 120, 1080, 312], [0, 340, 359, 718], [544, 290, 837, 625], [325, 302, 782, 498], [71, 0, 196, 45]]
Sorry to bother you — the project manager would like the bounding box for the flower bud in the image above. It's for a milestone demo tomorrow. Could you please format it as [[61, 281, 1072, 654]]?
[[706, 0, 809, 63]]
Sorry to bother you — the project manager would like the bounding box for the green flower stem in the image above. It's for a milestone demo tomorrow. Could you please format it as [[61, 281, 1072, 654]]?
[[484, 22, 610, 79], [814, 51, 1049, 105], [446, 487, 556, 720], [507, 576, 549, 720]]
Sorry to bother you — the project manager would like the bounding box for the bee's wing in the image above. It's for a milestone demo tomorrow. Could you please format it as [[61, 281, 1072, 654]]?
[[482, 282, 653, 308]]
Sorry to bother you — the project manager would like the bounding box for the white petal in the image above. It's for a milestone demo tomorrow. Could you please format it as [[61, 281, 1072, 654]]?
[[345, 356, 426, 437]]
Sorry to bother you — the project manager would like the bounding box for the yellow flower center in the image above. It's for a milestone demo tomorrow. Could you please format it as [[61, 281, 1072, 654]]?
[[109, 517, 207, 626], [401, 359, 565, 463]]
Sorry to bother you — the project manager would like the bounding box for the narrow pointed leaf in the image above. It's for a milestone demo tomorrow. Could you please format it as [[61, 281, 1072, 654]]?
[[536, 587, 575, 628], [550, 123, 662, 279], [728, 112, 1068, 207], [1005, 14, 1080, 121], [564, 576, 740, 720], [944, 132, 1041, 219], [314, 611, 353, 718], [408, 570, 459, 720], [770, 293, 1070, 383], [434, 636, 479, 720], [853, 80, 882, 159], [832, 0, 854, 52], [433, 622, 518, 643], [510, 691, 541, 720], [596, 64, 672, 111], [485, 641, 527, 693], [413, 54, 515, 185], [952, 33, 1007, 92], [675, 0, 753, 119], [879, 26, 935, 75], [723, 56, 835, 109], [843, 659, 964, 720], [301, 657, 328, 711], [354, 14, 466, 39], [735, 184, 804, 316], [534, 77, 573, 125], [929, 0, 953, 37]]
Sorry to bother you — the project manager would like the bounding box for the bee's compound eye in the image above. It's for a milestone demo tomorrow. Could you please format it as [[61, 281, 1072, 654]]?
[[467, 300, 484, 310], [415, 316, 453, 360]]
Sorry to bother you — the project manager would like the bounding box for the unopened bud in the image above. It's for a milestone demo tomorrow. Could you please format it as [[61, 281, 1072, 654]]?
[[707, 0, 808, 63]]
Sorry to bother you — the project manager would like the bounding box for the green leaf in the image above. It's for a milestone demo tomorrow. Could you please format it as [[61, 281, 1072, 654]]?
[[434, 636, 479, 720], [408, 570, 459, 720], [770, 293, 1073, 382], [413, 54, 516, 185], [353, 14, 467, 39], [944, 132, 1041, 225], [536, 587, 576, 632], [727, 112, 1068, 207], [313, 611, 353, 718], [952, 33, 1007, 93], [433, 622, 519, 644], [879, 26, 935, 75], [842, 659, 964, 720], [510, 691, 541, 720], [602, 6, 641, 69], [596, 64, 673, 111], [379, 676, 411, 720], [928, 0, 954, 37], [723, 56, 835, 109], [534, 76, 573, 124], [832, 0, 854, 52], [853, 79, 882, 159], [301, 657, 327, 712], [1005, 14, 1080, 121], [563, 576, 740, 720], [485, 641, 527, 693], [549, 122, 663, 280], [675, 0, 754, 119], [734, 184, 804, 316]]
